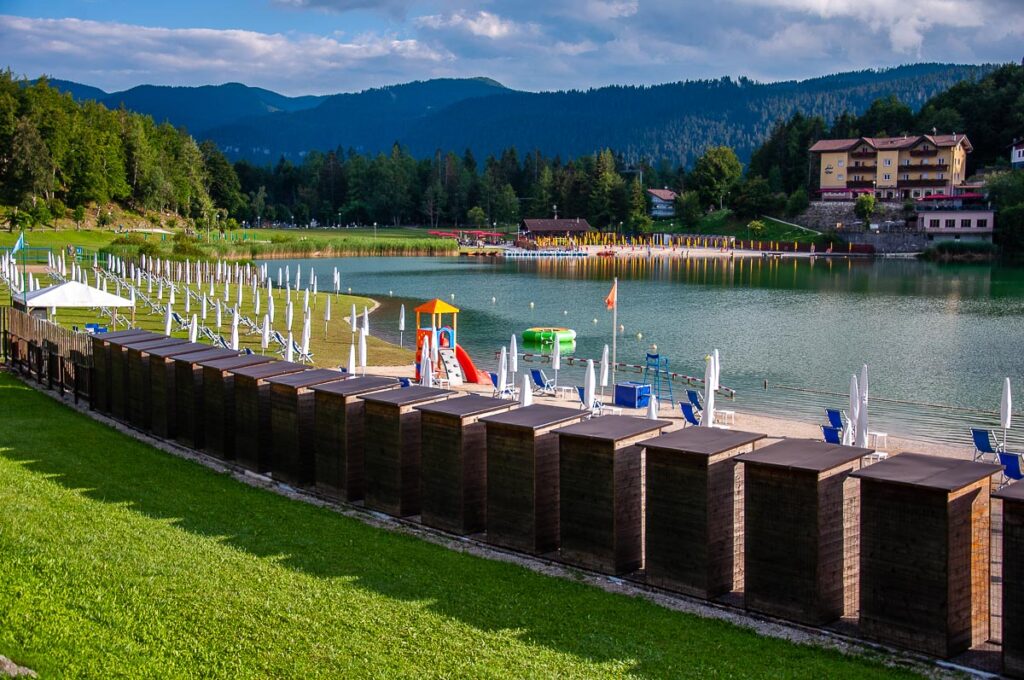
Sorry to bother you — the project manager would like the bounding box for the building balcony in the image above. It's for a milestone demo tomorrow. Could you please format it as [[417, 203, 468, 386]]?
[[850, 151, 876, 159], [909, 149, 938, 157], [848, 165, 877, 173], [846, 180, 875, 188], [897, 179, 949, 188]]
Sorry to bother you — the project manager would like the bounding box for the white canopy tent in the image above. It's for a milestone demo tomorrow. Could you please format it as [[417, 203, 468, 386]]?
[[17, 280, 135, 310]]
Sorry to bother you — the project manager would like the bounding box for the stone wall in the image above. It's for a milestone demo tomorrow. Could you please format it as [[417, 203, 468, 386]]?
[[796, 201, 909, 232], [843, 231, 930, 253]]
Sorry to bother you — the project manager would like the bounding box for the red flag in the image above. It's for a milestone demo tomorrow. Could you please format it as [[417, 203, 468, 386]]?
[[604, 280, 617, 310]]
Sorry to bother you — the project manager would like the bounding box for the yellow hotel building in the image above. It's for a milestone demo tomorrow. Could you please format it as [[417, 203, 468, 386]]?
[[809, 134, 972, 201]]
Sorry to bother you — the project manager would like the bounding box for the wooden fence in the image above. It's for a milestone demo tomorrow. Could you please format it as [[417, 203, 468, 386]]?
[[2, 305, 93, 402]]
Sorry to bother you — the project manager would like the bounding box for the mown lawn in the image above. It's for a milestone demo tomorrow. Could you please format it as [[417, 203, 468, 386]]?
[[0, 373, 921, 678], [655, 210, 823, 244]]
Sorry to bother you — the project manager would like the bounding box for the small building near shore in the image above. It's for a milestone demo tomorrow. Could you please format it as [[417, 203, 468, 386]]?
[[647, 188, 678, 218], [914, 193, 994, 243], [1012, 139, 1024, 170], [520, 218, 593, 240]]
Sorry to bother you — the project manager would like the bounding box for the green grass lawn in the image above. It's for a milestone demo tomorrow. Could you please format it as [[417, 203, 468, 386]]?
[[655, 211, 823, 245], [0, 372, 922, 678]]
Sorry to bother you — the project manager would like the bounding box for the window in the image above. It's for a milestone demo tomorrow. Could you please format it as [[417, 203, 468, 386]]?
[[883, 173, 892, 181], [977, 219, 988, 229], [901, 174, 910, 180], [913, 190, 921, 197], [938, 157, 946, 165], [938, 173, 944, 180], [903, 159, 911, 166], [961, 219, 972, 228], [884, 158, 892, 166], [852, 175, 861, 181], [929, 219, 940, 228], [837, 173, 844, 180], [922, 173, 929, 179], [945, 219, 956, 228], [837, 159, 844, 167]]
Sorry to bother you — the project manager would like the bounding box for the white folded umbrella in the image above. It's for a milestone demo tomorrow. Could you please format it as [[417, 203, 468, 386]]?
[[600, 344, 610, 394], [261, 315, 270, 350], [348, 343, 356, 375], [1002, 377, 1013, 448], [647, 394, 659, 420], [856, 364, 869, 448], [286, 332, 294, 362], [164, 304, 173, 336], [702, 352, 716, 427], [189, 314, 198, 342], [359, 327, 367, 374], [845, 374, 860, 446], [520, 374, 533, 406], [362, 306, 369, 336], [420, 351, 433, 387], [230, 309, 239, 351], [552, 340, 561, 386], [584, 359, 596, 412], [498, 347, 508, 397]]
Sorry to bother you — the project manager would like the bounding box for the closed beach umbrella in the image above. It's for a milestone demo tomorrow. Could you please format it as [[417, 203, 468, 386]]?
[[362, 306, 369, 336], [303, 288, 309, 312], [420, 352, 433, 387], [325, 296, 331, 321], [158, 280, 163, 300], [647, 394, 659, 420], [254, 290, 261, 317], [216, 302, 222, 329], [552, 339, 561, 385], [348, 343, 356, 376], [164, 304, 172, 336], [202, 294, 208, 321], [702, 352, 716, 427], [498, 347, 508, 397], [286, 300, 294, 331], [845, 374, 860, 446], [600, 344, 610, 391], [520, 374, 533, 406], [584, 359, 596, 412], [399, 304, 405, 332], [1002, 377, 1013, 447], [296, 266, 302, 290], [169, 285, 175, 306], [230, 309, 239, 351], [189, 314, 198, 343], [359, 327, 367, 374], [269, 295, 275, 323], [431, 325, 439, 365], [856, 364, 869, 448], [184, 289, 191, 314], [286, 332, 294, 362], [350, 303, 357, 333], [261, 315, 270, 350], [237, 279, 244, 308], [510, 335, 518, 380], [301, 321, 310, 360]]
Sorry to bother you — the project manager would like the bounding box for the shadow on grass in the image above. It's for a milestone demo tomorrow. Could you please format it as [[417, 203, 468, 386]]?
[[0, 377, 906, 678]]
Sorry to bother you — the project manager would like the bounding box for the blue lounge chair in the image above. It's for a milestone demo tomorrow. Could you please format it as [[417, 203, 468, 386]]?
[[825, 408, 846, 430], [999, 452, 1024, 488], [821, 425, 843, 445], [490, 372, 514, 399], [530, 368, 555, 395], [687, 389, 704, 411], [971, 428, 1001, 462], [398, 377, 411, 388], [680, 402, 701, 427]]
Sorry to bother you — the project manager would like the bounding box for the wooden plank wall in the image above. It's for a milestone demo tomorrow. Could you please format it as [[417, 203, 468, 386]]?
[[1004, 498, 1024, 678], [233, 375, 274, 473], [313, 392, 366, 501]]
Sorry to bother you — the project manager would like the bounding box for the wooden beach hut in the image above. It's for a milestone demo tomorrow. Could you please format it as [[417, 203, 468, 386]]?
[[554, 415, 670, 575], [641, 427, 767, 598], [124, 336, 190, 430], [480, 405, 585, 554], [267, 368, 348, 487], [361, 386, 454, 517], [996, 480, 1024, 677], [736, 439, 872, 625], [90, 329, 153, 414], [146, 341, 210, 439], [852, 453, 1000, 658], [309, 375, 400, 502], [108, 331, 162, 421], [200, 354, 274, 459], [173, 347, 239, 449], [416, 395, 517, 534], [232, 361, 307, 473]]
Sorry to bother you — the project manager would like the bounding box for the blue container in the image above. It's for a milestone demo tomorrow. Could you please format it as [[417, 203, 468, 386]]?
[[614, 381, 651, 409]]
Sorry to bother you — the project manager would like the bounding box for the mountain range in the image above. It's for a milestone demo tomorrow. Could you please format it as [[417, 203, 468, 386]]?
[[44, 63, 995, 167]]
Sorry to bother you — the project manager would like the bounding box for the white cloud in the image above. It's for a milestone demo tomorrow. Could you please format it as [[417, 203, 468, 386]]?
[[415, 11, 536, 39], [0, 15, 448, 94]]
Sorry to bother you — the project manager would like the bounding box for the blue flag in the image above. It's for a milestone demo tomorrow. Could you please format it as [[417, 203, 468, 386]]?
[[12, 231, 25, 254]]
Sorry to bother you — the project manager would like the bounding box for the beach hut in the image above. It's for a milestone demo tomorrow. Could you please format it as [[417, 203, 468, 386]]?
[[361, 386, 455, 517], [146, 342, 214, 439], [267, 368, 348, 487], [200, 354, 274, 459], [852, 453, 1000, 657], [995, 481, 1024, 677], [641, 427, 767, 598], [90, 329, 153, 414], [416, 395, 517, 534], [736, 439, 873, 625], [123, 336, 189, 429], [480, 405, 585, 554], [105, 331, 162, 421], [554, 415, 670, 574], [232, 361, 307, 473], [310, 375, 400, 502], [174, 347, 240, 449]]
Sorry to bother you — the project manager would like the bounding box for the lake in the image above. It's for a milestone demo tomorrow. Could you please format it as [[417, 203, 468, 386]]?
[[258, 255, 1024, 447]]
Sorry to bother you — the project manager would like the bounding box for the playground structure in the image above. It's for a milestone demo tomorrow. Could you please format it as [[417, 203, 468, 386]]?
[[414, 299, 489, 386]]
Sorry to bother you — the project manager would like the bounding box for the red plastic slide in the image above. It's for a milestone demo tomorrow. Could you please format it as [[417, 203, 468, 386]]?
[[454, 343, 490, 384]]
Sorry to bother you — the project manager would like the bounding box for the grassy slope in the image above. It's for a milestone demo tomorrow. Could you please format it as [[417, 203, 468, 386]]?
[[0, 373, 919, 679], [655, 211, 821, 244]]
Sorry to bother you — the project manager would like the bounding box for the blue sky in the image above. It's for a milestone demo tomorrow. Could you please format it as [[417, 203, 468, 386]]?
[[1, 0, 1021, 95]]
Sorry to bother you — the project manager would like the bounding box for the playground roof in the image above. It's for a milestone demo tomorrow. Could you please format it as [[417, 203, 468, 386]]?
[[415, 298, 459, 314]]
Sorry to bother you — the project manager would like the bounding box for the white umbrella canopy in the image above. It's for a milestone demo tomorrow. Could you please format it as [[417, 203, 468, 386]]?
[[164, 304, 173, 336], [286, 300, 294, 331], [420, 352, 433, 387], [201, 294, 208, 321], [845, 374, 860, 446], [856, 364, 869, 448], [584, 359, 596, 412], [509, 335, 519, 378], [348, 343, 356, 375], [230, 309, 240, 351], [498, 347, 508, 397], [216, 302, 223, 329], [702, 353, 716, 427], [362, 306, 369, 336], [399, 304, 406, 332], [261, 315, 270, 350], [301, 312, 310, 354], [254, 290, 261, 317], [268, 295, 276, 323], [1002, 377, 1013, 446], [286, 332, 294, 362], [520, 374, 533, 406], [189, 314, 198, 342], [552, 340, 561, 385], [430, 325, 440, 365], [184, 289, 191, 314], [359, 327, 367, 374], [324, 296, 331, 321], [600, 344, 610, 391], [647, 394, 660, 420]]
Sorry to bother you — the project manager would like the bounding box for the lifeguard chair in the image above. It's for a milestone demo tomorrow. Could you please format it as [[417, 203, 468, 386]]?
[[415, 298, 463, 385]]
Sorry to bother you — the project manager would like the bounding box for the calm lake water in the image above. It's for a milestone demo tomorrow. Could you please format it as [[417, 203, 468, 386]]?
[[259, 255, 1024, 447]]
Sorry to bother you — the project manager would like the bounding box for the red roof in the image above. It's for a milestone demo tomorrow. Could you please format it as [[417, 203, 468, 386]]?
[[647, 188, 677, 201], [810, 134, 973, 153]]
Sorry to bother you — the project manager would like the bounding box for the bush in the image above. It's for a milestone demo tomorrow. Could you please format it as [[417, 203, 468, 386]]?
[[854, 194, 876, 221], [784, 188, 809, 217], [919, 239, 997, 262]]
